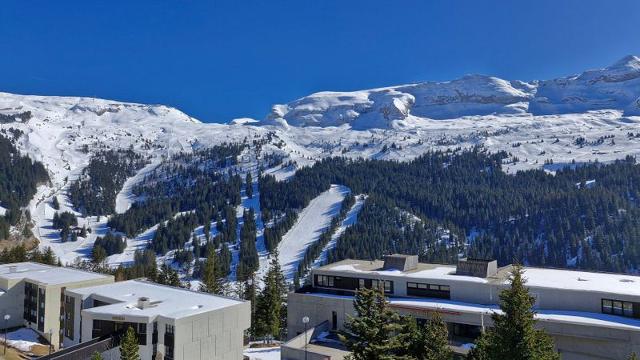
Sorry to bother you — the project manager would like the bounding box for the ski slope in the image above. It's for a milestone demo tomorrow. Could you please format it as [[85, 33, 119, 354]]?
[[313, 194, 366, 268], [257, 185, 350, 282], [115, 159, 161, 214]]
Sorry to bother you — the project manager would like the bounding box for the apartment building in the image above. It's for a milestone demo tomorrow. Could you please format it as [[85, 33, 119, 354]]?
[[0, 262, 114, 349], [63, 279, 251, 360], [287, 255, 640, 360]]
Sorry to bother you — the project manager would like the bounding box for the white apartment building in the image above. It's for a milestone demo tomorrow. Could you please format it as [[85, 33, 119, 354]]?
[[63, 279, 250, 360]]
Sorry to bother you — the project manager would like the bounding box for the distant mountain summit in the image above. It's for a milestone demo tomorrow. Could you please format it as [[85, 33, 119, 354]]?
[[264, 56, 640, 129]]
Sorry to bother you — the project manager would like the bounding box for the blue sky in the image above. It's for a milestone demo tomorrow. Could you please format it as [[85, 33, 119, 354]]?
[[1, 1, 639, 123]]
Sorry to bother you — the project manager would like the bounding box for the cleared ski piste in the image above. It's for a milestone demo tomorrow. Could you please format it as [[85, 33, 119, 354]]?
[[256, 184, 350, 282]]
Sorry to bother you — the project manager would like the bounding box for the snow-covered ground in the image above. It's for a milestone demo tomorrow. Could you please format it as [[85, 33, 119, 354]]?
[[313, 194, 366, 268], [0, 328, 44, 352], [256, 185, 349, 282], [115, 159, 161, 214], [244, 346, 281, 360]]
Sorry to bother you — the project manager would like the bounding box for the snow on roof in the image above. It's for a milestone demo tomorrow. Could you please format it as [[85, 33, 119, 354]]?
[[0, 262, 111, 285], [324, 262, 490, 284], [522, 268, 640, 296], [68, 280, 245, 320], [322, 260, 640, 296], [307, 293, 640, 332]]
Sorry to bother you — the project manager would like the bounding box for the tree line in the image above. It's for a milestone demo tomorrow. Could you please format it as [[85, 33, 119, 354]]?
[[262, 148, 640, 273]]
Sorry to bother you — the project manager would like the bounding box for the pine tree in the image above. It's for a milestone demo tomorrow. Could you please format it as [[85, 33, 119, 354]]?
[[200, 246, 224, 294], [468, 265, 559, 360], [156, 264, 181, 287], [246, 172, 253, 198], [255, 249, 287, 341], [52, 196, 60, 210], [42, 247, 56, 265], [119, 326, 140, 360], [401, 313, 452, 360], [339, 287, 404, 360], [92, 245, 107, 264]]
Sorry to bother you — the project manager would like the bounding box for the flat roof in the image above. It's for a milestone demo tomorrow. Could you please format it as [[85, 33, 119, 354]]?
[[305, 292, 640, 332], [0, 262, 112, 286], [67, 279, 245, 320], [316, 259, 640, 296], [522, 267, 640, 297], [316, 259, 505, 284]]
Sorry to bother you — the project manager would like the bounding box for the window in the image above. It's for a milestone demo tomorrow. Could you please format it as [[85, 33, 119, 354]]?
[[332, 311, 337, 331], [359, 279, 365, 288], [165, 324, 174, 334], [602, 298, 639, 318], [613, 301, 623, 315], [371, 279, 393, 293], [624, 302, 634, 317], [407, 282, 451, 299], [316, 275, 336, 288]]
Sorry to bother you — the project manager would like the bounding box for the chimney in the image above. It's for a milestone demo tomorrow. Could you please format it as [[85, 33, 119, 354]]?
[[383, 254, 418, 272], [137, 297, 151, 310], [456, 258, 498, 278]]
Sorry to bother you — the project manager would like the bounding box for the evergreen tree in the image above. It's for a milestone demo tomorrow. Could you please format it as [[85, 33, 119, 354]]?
[[119, 326, 140, 360], [255, 249, 287, 341], [401, 313, 452, 360], [339, 287, 404, 360], [41, 246, 56, 265], [468, 266, 559, 360], [156, 264, 181, 287], [200, 246, 224, 294], [52, 196, 60, 210], [629, 353, 639, 360], [91, 351, 103, 360], [246, 172, 253, 198]]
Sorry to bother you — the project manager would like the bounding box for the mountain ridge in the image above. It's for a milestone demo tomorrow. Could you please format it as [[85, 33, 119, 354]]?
[[264, 55, 640, 129]]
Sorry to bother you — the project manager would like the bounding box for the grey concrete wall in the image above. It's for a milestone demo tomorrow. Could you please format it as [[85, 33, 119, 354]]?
[[173, 300, 251, 360], [0, 279, 26, 329]]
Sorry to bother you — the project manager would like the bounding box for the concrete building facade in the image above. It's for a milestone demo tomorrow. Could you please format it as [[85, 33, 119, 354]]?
[[0, 262, 114, 350], [287, 255, 640, 360], [64, 279, 251, 360]]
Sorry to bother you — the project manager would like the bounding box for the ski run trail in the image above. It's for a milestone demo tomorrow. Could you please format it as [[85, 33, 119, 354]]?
[[255, 184, 350, 283]]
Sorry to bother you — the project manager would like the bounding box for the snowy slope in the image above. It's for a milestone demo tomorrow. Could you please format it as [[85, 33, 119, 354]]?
[[313, 194, 366, 268], [531, 55, 640, 115], [256, 185, 350, 282]]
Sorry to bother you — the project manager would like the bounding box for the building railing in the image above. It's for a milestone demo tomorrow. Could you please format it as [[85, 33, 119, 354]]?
[[36, 333, 123, 360]]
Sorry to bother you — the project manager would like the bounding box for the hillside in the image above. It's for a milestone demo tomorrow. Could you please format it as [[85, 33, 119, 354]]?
[[1, 56, 640, 286]]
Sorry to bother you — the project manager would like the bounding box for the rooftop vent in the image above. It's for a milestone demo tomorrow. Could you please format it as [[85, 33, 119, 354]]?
[[383, 254, 419, 272], [456, 258, 498, 278], [137, 297, 151, 310]]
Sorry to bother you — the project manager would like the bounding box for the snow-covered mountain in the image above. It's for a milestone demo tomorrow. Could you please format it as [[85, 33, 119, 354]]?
[[2, 55, 640, 273], [265, 55, 640, 129]]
